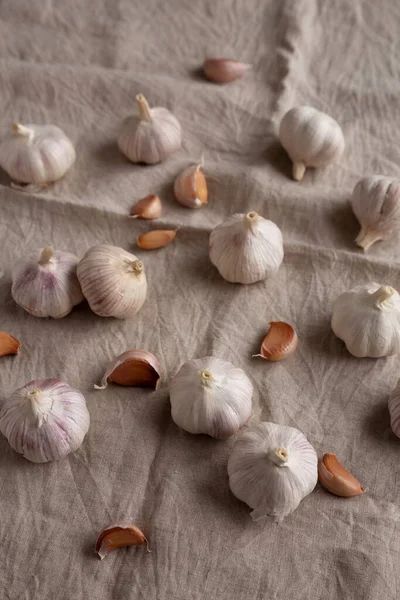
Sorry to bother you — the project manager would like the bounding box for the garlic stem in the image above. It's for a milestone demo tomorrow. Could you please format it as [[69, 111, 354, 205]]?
[[124, 259, 144, 275], [136, 94, 152, 122], [200, 369, 214, 386], [370, 285, 394, 309], [25, 388, 52, 427], [38, 247, 54, 265], [355, 228, 383, 252], [12, 123, 35, 142], [268, 447, 289, 467], [293, 161, 306, 181], [244, 211, 259, 231]]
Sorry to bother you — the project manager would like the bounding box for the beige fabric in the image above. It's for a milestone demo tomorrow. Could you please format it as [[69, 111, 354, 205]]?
[[0, 1, 399, 598]]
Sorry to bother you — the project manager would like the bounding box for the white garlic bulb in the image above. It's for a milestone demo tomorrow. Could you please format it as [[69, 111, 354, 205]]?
[[209, 211, 283, 284], [118, 94, 182, 164], [169, 356, 253, 439], [228, 422, 318, 521], [77, 245, 147, 318], [351, 176, 400, 251], [332, 283, 400, 358], [0, 123, 75, 184], [12, 246, 83, 318], [388, 379, 400, 438], [0, 379, 90, 463], [279, 106, 345, 181]]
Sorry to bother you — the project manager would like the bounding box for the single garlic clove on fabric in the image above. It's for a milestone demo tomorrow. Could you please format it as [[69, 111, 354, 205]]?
[[77, 245, 147, 318], [279, 106, 345, 181], [209, 211, 283, 284], [95, 350, 161, 390], [0, 379, 90, 463], [228, 422, 318, 521], [174, 162, 208, 209], [95, 522, 149, 560], [203, 58, 251, 83], [130, 194, 163, 220], [12, 246, 84, 318], [388, 378, 400, 438], [351, 176, 400, 251], [331, 283, 400, 358], [137, 229, 177, 250], [169, 356, 253, 439], [253, 321, 298, 361], [318, 454, 365, 497], [118, 94, 182, 165], [0, 123, 76, 184], [0, 332, 21, 357]]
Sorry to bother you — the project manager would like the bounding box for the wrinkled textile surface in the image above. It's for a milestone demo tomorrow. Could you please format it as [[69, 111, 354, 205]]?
[[0, 1, 399, 598]]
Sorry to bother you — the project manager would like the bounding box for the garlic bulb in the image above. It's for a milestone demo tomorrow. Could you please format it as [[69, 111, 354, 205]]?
[[209, 211, 283, 284], [0, 379, 90, 463], [174, 162, 208, 209], [351, 176, 400, 251], [279, 106, 345, 181], [228, 422, 318, 521], [388, 379, 400, 438], [332, 283, 400, 358], [169, 356, 253, 439], [118, 94, 182, 164], [77, 245, 147, 318], [12, 247, 83, 318], [0, 123, 75, 184]]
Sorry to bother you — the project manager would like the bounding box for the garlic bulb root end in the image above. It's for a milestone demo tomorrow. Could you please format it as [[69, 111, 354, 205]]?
[[292, 161, 306, 181]]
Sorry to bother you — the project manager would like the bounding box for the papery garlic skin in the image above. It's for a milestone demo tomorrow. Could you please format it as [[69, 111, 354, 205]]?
[[12, 247, 83, 318], [0, 123, 75, 184], [0, 379, 90, 463], [170, 356, 253, 439], [209, 211, 283, 284], [351, 176, 400, 251], [332, 283, 400, 358], [228, 422, 318, 521], [279, 106, 345, 180], [388, 379, 400, 438], [77, 245, 147, 318], [118, 94, 182, 165]]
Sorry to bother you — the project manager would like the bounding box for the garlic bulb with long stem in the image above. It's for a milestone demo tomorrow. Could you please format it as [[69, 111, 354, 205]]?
[[169, 357, 253, 439], [0, 123, 76, 184], [331, 283, 400, 358], [77, 245, 147, 318], [0, 379, 90, 463], [228, 422, 318, 521], [351, 176, 400, 251], [12, 246, 83, 318], [118, 94, 182, 164], [279, 106, 345, 181], [209, 211, 283, 284]]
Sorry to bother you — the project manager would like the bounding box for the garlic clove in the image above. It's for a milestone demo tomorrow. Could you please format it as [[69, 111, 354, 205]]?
[[95, 522, 149, 560], [130, 194, 163, 220], [94, 350, 161, 390], [174, 162, 208, 209], [203, 58, 251, 83], [0, 332, 21, 357], [318, 454, 365, 497], [137, 229, 177, 250], [254, 321, 298, 361]]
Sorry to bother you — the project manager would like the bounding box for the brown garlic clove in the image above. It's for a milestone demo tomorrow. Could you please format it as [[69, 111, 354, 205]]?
[[136, 229, 177, 250], [94, 350, 161, 390], [0, 332, 21, 357], [95, 521, 149, 560], [203, 58, 251, 83], [130, 194, 163, 220], [253, 321, 298, 361], [318, 453, 365, 497], [174, 163, 208, 209]]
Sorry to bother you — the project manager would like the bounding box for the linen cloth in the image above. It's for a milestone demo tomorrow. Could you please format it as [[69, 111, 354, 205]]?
[[0, 1, 399, 598]]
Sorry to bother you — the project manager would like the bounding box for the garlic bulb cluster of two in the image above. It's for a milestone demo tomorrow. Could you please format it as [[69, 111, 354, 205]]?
[[0, 379, 90, 463]]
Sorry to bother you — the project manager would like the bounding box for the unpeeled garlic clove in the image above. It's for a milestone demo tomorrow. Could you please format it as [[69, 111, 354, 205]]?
[[254, 321, 298, 361], [203, 58, 251, 83], [174, 162, 208, 209], [0, 332, 21, 357], [318, 453, 365, 497], [130, 194, 163, 220], [95, 521, 149, 560], [137, 229, 177, 250], [94, 350, 161, 390]]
